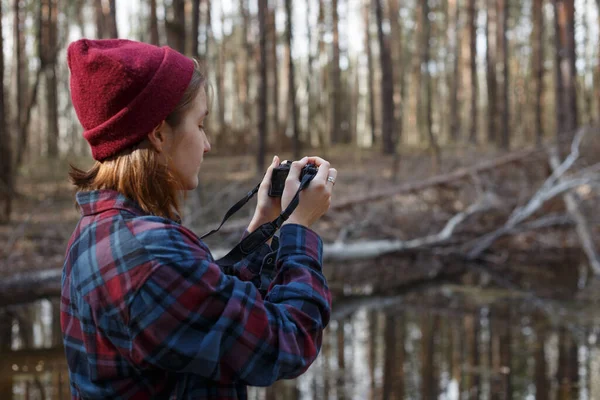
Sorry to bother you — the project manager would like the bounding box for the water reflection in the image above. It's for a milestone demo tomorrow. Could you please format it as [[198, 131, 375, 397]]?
[[1, 293, 599, 399]]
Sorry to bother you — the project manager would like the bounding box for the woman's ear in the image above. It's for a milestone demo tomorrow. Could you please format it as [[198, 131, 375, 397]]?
[[147, 121, 169, 154]]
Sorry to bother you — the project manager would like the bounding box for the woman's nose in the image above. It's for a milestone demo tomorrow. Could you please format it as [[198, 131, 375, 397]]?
[[204, 138, 211, 153]]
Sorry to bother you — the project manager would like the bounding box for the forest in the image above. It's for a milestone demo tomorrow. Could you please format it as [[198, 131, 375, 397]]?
[[0, 0, 600, 399]]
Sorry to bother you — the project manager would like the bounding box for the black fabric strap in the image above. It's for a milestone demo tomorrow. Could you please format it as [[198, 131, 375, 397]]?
[[209, 171, 317, 268], [200, 184, 261, 240]]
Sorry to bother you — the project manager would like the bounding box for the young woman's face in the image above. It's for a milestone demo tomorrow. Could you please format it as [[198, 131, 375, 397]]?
[[164, 88, 211, 190]]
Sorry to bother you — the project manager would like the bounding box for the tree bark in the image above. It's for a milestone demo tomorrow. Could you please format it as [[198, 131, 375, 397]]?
[[285, 0, 300, 159], [42, 0, 59, 158], [268, 5, 279, 140], [257, 0, 268, 173], [486, 0, 498, 145], [422, 0, 440, 170], [553, 0, 577, 145], [374, 0, 396, 155], [330, 0, 342, 145], [468, 0, 478, 144], [149, 0, 160, 45], [107, 0, 118, 37], [0, 0, 12, 223], [191, 0, 200, 57], [167, 0, 186, 53], [449, 0, 461, 141], [497, 0, 510, 149], [532, 0, 544, 145], [364, 0, 376, 146]]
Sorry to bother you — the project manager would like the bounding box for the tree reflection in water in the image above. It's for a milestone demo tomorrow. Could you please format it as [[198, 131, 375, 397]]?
[[1, 289, 599, 399]]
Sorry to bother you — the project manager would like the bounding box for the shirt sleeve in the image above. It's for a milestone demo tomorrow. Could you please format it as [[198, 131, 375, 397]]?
[[127, 222, 331, 386], [226, 230, 279, 296]]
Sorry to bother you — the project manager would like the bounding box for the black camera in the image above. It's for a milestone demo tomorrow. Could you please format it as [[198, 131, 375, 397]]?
[[269, 161, 318, 197]]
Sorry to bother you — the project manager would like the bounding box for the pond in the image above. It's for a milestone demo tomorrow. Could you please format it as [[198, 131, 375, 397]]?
[[0, 286, 599, 399]]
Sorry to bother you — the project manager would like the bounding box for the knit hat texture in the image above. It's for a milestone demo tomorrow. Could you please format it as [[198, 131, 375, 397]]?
[[67, 39, 195, 161]]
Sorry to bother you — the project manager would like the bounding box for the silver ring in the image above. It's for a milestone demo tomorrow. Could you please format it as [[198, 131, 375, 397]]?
[[327, 176, 336, 185]]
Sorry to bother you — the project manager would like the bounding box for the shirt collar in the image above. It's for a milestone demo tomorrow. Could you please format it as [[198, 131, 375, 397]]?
[[76, 190, 147, 217]]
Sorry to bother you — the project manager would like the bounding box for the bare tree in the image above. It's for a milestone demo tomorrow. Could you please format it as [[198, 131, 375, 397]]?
[[0, 0, 12, 222], [192, 0, 200, 57], [449, 0, 461, 141], [468, 0, 478, 144], [374, 0, 396, 154], [285, 0, 300, 159], [486, 0, 498, 145], [330, 0, 342, 144], [166, 0, 186, 53], [554, 0, 578, 144], [257, 0, 268, 173], [363, 0, 376, 145], [41, 0, 60, 158], [532, 0, 545, 145], [149, 0, 159, 45], [497, 0, 510, 149], [422, 0, 441, 169]]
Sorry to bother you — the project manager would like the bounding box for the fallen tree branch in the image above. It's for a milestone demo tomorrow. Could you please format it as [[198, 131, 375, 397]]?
[[549, 149, 600, 275], [0, 269, 62, 308]]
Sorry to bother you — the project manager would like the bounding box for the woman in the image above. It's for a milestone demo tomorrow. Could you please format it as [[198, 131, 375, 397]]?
[[62, 38, 336, 399]]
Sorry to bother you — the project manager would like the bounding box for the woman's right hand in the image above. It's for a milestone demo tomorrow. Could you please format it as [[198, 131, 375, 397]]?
[[281, 156, 337, 228]]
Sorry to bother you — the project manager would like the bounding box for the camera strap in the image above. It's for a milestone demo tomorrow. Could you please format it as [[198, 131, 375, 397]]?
[[201, 170, 318, 268]]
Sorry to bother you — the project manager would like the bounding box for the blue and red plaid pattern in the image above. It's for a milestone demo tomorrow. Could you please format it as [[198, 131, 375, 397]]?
[[61, 190, 331, 399]]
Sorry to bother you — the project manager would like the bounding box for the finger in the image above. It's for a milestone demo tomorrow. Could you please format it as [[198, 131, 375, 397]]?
[[326, 168, 338, 187], [305, 156, 328, 167], [261, 155, 279, 186], [314, 159, 331, 183], [287, 156, 308, 182]]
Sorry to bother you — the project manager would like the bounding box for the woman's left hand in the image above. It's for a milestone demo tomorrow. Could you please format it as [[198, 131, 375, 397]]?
[[247, 156, 282, 233]]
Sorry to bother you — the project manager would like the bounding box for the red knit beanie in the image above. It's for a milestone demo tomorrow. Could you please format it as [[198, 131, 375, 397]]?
[[67, 39, 195, 161]]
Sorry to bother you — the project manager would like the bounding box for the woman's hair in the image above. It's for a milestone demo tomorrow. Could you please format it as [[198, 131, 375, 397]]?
[[69, 61, 206, 221]]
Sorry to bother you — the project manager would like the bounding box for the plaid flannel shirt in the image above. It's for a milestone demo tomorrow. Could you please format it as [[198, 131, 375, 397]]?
[[61, 190, 331, 399]]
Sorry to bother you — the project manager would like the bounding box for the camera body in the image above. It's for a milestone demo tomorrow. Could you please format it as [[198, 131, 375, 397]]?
[[269, 161, 318, 197]]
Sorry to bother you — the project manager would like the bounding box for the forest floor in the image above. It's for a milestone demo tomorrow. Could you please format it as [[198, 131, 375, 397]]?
[[1, 141, 600, 330]]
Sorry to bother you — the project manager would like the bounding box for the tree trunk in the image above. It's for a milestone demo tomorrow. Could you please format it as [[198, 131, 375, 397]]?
[[94, 0, 105, 38], [42, 0, 59, 159], [497, 0, 510, 149], [285, 0, 300, 159], [0, 0, 12, 223], [149, 0, 159, 45], [468, 0, 478, 144], [167, 0, 186, 53], [330, 0, 341, 145], [449, 0, 461, 141], [597, 0, 600, 121], [191, 0, 200, 57], [422, 0, 440, 170], [13, 0, 26, 159], [257, 0, 268, 173], [486, 0, 498, 145], [239, 0, 251, 125], [374, 0, 396, 155], [268, 5, 279, 141], [107, 0, 118, 37], [216, 5, 226, 130], [364, 0, 376, 146], [532, 0, 544, 145], [554, 0, 577, 145]]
